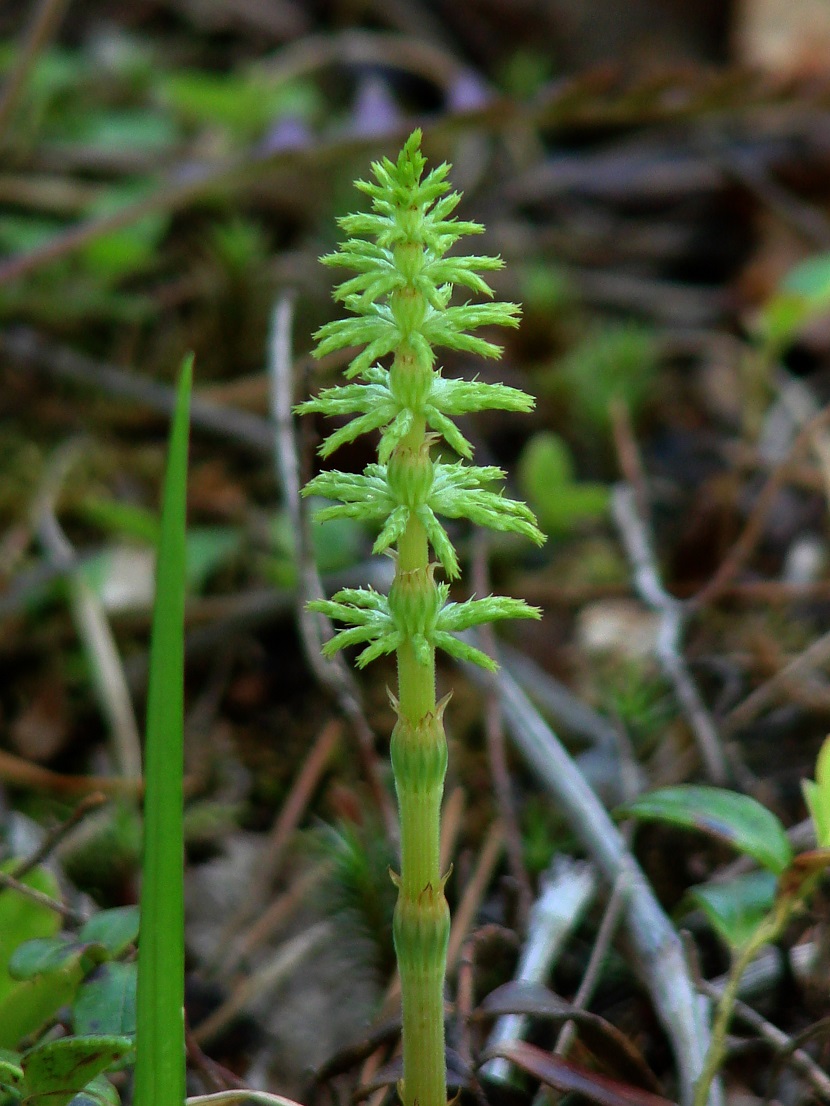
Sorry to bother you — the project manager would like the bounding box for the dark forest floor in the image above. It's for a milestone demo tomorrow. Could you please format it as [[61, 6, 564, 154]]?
[[2, 2, 830, 1105]]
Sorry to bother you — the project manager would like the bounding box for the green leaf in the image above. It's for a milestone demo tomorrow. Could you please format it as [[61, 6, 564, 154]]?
[[21, 1036, 132, 1106], [79, 908, 139, 959], [184, 526, 242, 592], [0, 965, 84, 1050], [133, 356, 191, 1106], [9, 938, 106, 980], [73, 962, 136, 1037], [803, 735, 830, 848], [686, 871, 778, 950], [64, 109, 177, 155], [781, 253, 830, 298], [758, 252, 830, 352], [66, 1073, 120, 1106], [79, 183, 169, 282], [77, 499, 160, 545], [0, 1052, 23, 1091], [517, 432, 609, 533], [617, 785, 793, 875], [0, 864, 62, 1005]]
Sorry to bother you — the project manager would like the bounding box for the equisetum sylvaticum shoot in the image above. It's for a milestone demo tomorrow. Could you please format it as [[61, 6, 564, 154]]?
[[297, 130, 544, 1106]]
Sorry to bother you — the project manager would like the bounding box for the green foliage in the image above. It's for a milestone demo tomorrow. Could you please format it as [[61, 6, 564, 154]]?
[[617, 785, 793, 875], [0, 865, 62, 1005], [79, 907, 140, 958], [0, 864, 65, 1050], [0, 900, 139, 1106], [299, 130, 543, 666], [160, 68, 318, 140], [5, 909, 140, 1043], [73, 963, 136, 1037], [803, 734, 830, 848], [316, 821, 398, 980], [757, 252, 830, 355], [519, 262, 576, 319], [555, 322, 658, 435], [596, 659, 670, 751], [79, 183, 169, 282], [270, 500, 367, 585], [0, 1036, 133, 1106], [517, 431, 609, 534], [312, 582, 534, 671], [685, 871, 778, 951]]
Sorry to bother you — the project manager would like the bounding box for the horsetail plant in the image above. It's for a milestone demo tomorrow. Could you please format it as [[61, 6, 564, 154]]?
[[297, 131, 544, 1106]]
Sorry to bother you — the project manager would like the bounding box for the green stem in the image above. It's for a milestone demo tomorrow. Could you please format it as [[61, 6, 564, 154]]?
[[693, 895, 797, 1106], [392, 420, 449, 1106]]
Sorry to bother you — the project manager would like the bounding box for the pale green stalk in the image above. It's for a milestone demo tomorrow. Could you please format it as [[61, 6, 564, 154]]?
[[298, 132, 543, 1106]]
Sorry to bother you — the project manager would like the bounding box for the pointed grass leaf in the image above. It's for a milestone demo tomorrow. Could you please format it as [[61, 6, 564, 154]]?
[[73, 962, 136, 1037], [617, 785, 793, 875], [21, 1035, 133, 1106], [133, 356, 192, 1106], [685, 871, 778, 950], [79, 907, 139, 959], [481, 1041, 676, 1106]]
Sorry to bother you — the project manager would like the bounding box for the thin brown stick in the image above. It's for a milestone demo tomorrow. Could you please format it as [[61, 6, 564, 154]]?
[[0, 748, 143, 796], [446, 821, 505, 973], [0, 869, 85, 925], [192, 922, 332, 1047], [215, 719, 341, 964], [0, 0, 71, 144], [2, 328, 275, 456], [217, 862, 332, 982], [456, 925, 519, 1072], [9, 792, 108, 879], [694, 401, 830, 607], [553, 872, 628, 1058], [697, 978, 830, 1103], [471, 531, 532, 930], [723, 626, 830, 734]]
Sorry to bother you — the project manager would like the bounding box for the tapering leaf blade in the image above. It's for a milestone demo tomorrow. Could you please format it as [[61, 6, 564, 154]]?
[[133, 355, 192, 1106]]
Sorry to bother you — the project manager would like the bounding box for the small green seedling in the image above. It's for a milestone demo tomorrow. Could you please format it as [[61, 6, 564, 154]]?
[[517, 431, 608, 535], [0, 904, 138, 1104], [619, 778, 830, 1106], [298, 130, 543, 1106]]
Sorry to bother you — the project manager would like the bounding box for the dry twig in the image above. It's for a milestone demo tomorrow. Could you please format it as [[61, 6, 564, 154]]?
[[267, 294, 396, 838], [612, 483, 728, 784], [464, 652, 719, 1106]]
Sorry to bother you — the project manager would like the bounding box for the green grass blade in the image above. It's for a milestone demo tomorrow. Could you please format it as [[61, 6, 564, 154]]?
[[134, 355, 193, 1106]]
